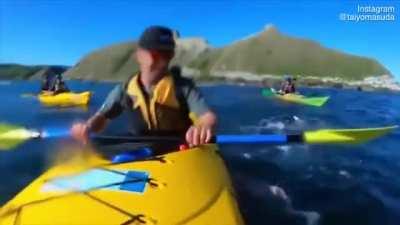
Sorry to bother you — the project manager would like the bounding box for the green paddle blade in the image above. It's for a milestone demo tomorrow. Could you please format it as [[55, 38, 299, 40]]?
[[261, 88, 275, 97], [0, 123, 39, 150], [304, 125, 398, 144]]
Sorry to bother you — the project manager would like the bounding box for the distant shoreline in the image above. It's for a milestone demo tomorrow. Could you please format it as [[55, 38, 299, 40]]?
[[1, 73, 399, 92], [189, 71, 400, 92], [59, 76, 400, 92]]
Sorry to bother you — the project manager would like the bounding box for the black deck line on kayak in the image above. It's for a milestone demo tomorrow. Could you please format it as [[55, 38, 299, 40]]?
[[121, 217, 148, 225], [98, 167, 128, 176], [84, 192, 144, 221], [97, 168, 160, 188], [2, 192, 75, 217], [3, 176, 152, 220], [89, 155, 168, 168], [41, 157, 167, 184], [175, 183, 224, 225], [13, 207, 22, 225], [286, 134, 304, 143], [50, 176, 151, 193]]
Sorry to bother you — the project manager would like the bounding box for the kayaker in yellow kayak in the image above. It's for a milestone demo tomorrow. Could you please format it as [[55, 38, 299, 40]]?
[[71, 26, 217, 147], [41, 74, 70, 95], [278, 75, 296, 95]]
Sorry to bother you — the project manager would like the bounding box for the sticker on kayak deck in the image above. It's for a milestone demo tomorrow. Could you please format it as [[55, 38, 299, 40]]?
[[41, 169, 149, 194]]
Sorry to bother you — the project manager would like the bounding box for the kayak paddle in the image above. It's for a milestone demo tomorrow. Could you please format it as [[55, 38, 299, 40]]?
[[0, 122, 397, 150]]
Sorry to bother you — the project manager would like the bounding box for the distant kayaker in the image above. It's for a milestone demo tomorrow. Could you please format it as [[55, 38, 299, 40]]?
[[71, 26, 216, 147], [278, 76, 296, 94], [41, 74, 70, 94]]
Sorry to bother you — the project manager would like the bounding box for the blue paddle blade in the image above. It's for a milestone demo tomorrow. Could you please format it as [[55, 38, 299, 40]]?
[[216, 134, 288, 144], [41, 127, 71, 138]]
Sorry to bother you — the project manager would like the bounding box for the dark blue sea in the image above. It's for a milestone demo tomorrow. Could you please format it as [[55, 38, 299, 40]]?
[[0, 80, 399, 225]]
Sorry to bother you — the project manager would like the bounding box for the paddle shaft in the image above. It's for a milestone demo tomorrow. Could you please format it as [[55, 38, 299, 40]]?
[[92, 134, 304, 145]]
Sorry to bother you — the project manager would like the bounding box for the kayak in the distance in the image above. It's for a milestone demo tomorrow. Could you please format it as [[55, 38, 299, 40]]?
[[38, 91, 92, 107], [262, 88, 329, 107], [0, 145, 244, 225]]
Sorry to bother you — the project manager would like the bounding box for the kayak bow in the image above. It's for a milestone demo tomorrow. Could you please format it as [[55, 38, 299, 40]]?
[[0, 145, 245, 225]]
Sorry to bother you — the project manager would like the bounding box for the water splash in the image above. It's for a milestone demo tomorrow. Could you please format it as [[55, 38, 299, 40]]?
[[240, 115, 307, 134], [242, 153, 252, 159], [259, 119, 285, 130], [339, 170, 352, 179], [276, 145, 291, 152]]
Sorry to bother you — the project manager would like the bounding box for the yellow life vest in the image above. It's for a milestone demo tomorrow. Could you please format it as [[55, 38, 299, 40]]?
[[126, 73, 192, 133]]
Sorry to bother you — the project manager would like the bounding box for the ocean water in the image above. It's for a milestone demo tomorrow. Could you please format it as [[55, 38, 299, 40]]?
[[0, 80, 399, 225]]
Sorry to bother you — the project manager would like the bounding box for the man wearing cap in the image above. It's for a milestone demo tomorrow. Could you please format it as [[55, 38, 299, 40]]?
[[71, 26, 216, 147]]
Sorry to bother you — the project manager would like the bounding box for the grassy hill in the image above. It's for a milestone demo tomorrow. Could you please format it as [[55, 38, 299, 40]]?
[[190, 26, 389, 80], [64, 38, 211, 80], [0, 64, 69, 80], [64, 42, 139, 80], [65, 25, 389, 81], [2, 25, 390, 81]]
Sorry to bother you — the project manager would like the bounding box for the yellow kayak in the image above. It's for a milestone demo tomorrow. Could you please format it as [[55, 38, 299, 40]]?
[[0, 145, 244, 225], [38, 91, 91, 107]]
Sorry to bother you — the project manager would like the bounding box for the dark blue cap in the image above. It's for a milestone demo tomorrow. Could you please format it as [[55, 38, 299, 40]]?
[[138, 26, 176, 51]]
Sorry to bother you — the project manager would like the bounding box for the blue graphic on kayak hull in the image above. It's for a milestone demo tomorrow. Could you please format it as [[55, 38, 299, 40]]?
[[41, 169, 149, 194]]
